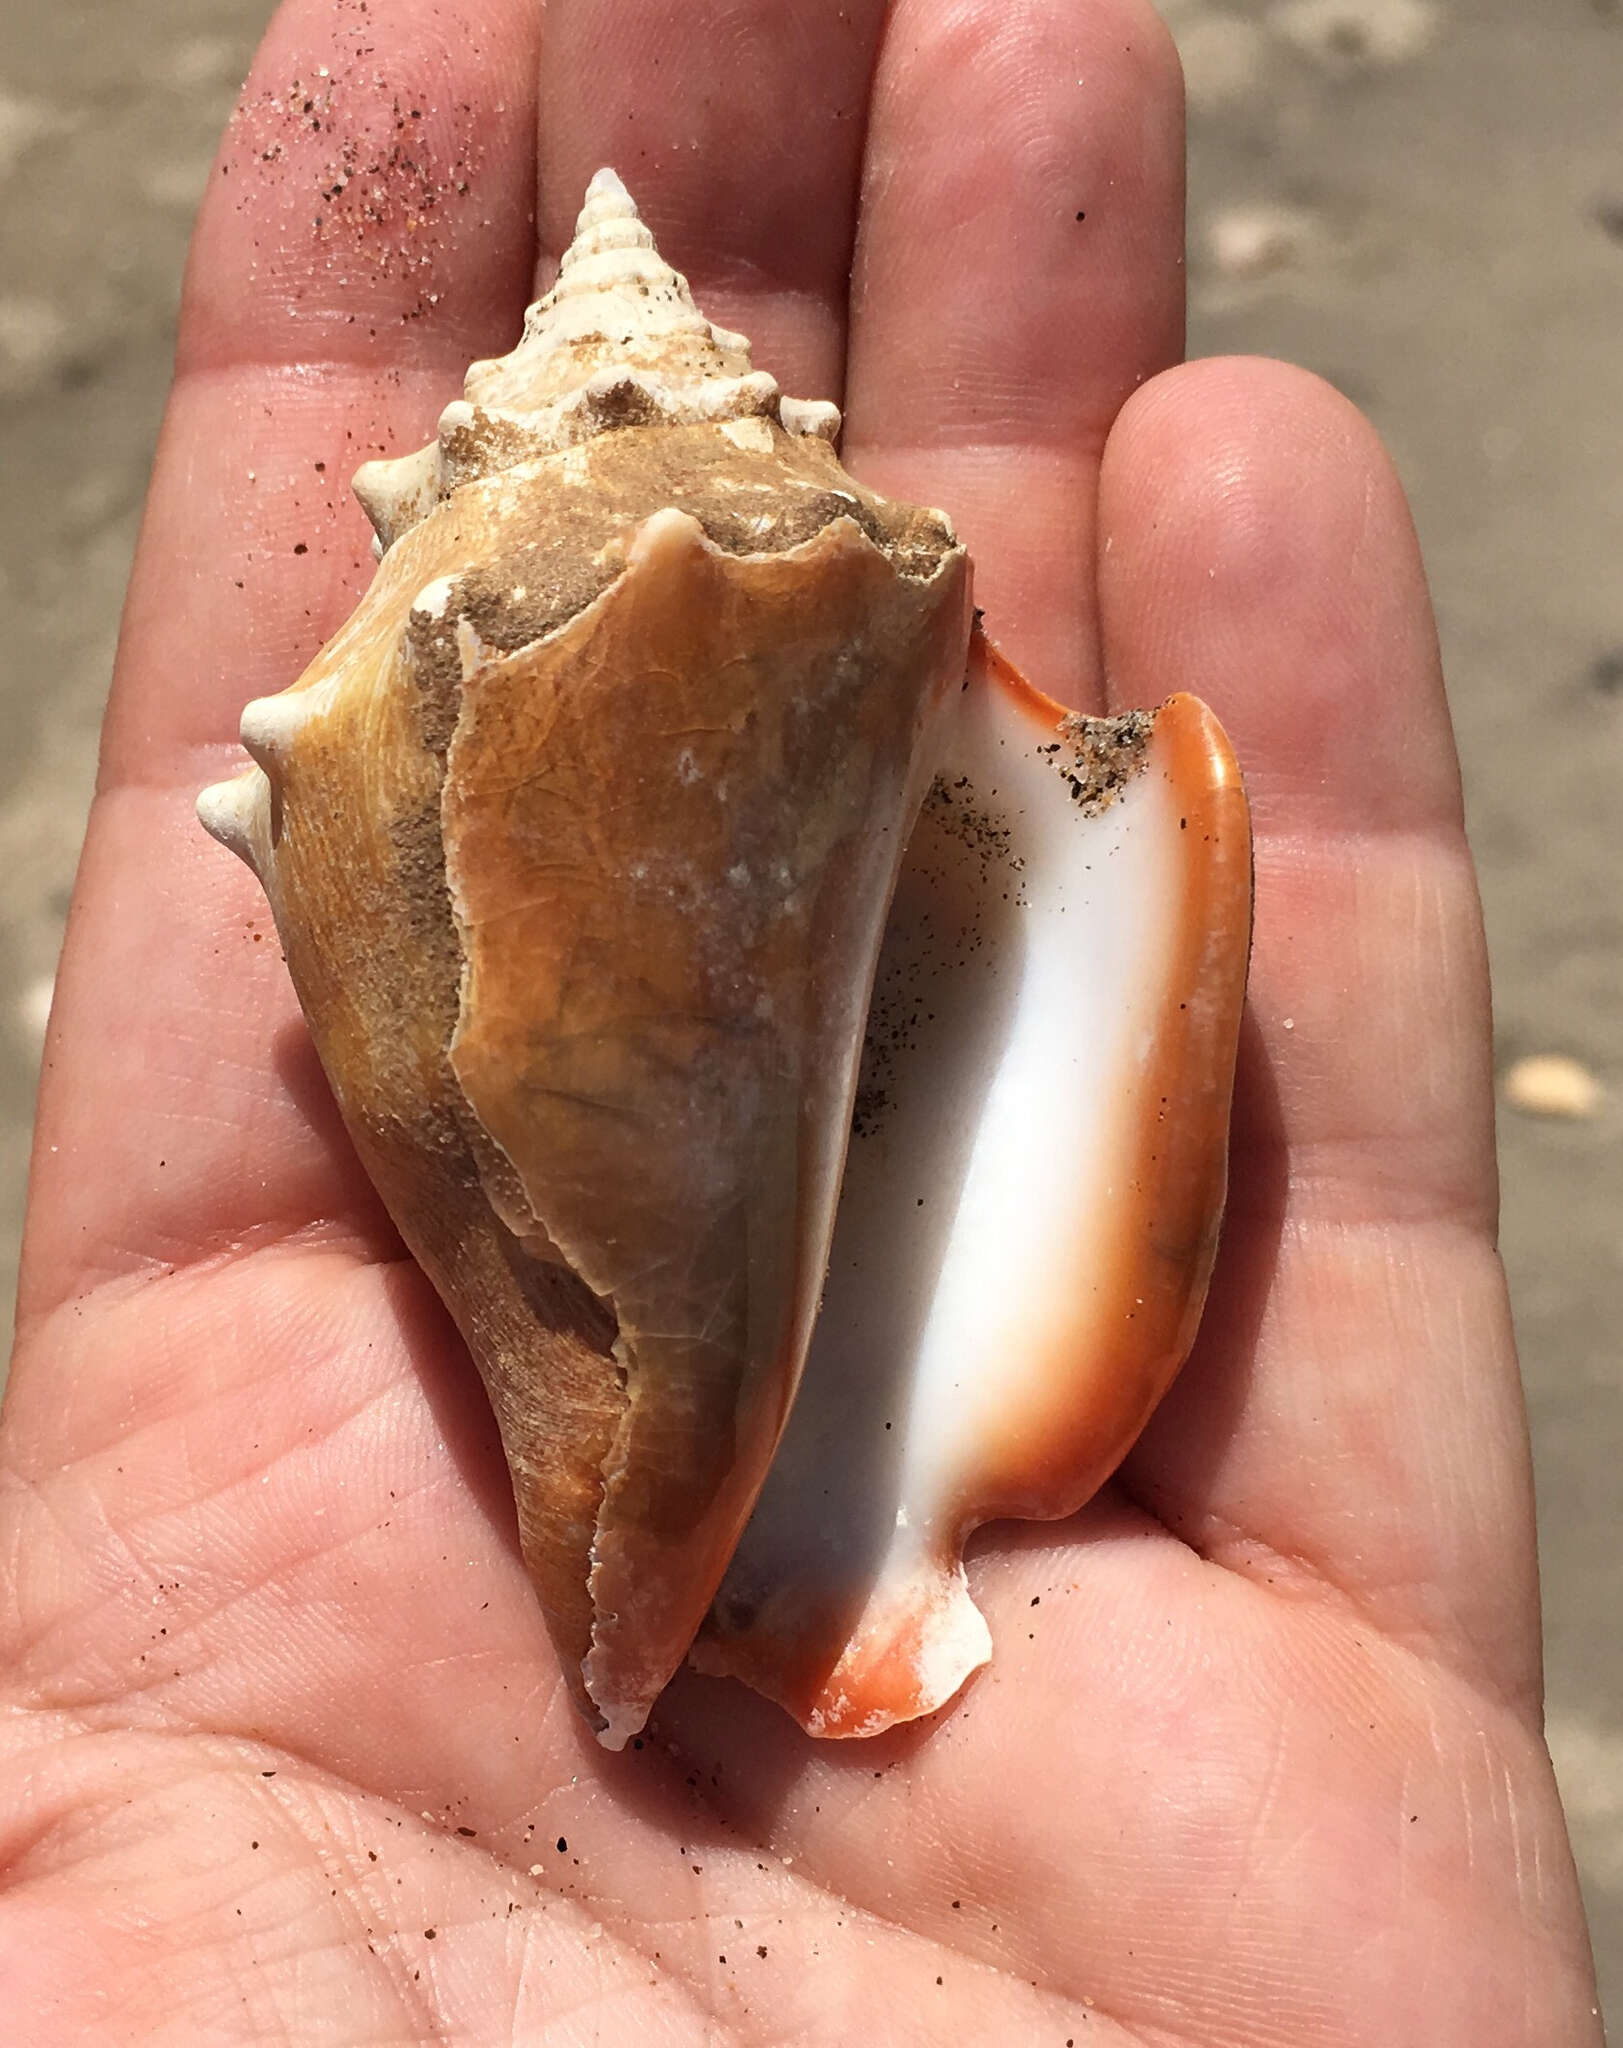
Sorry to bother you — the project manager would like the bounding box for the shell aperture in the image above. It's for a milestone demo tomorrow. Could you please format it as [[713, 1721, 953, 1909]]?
[[698, 640, 1251, 1735]]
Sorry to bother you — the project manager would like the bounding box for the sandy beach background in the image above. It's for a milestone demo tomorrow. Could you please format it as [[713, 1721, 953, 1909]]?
[[1, 0, 1618, 2024]]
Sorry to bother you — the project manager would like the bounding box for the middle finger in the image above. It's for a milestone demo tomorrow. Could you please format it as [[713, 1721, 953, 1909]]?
[[843, 0, 1186, 707], [534, 0, 892, 404]]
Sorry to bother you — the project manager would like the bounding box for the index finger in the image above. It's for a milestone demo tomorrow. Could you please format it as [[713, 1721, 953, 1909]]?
[[19, 0, 545, 1325]]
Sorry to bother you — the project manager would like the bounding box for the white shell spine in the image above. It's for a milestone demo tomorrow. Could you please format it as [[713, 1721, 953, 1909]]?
[[196, 767, 272, 873]]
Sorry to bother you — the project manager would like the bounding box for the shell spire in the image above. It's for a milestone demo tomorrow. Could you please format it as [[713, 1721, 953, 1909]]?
[[353, 167, 840, 552]]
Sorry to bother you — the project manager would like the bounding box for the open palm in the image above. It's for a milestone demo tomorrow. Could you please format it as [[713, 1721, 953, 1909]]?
[[0, 0, 1602, 2040]]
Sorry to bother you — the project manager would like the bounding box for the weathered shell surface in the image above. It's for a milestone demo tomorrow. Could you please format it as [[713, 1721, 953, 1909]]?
[[200, 170, 970, 1747], [199, 170, 1250, 1748]]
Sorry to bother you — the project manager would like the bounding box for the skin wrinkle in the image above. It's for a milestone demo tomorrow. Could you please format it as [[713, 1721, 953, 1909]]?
[[359, 1738, 1109, 2044], [608, 1826, 1137, 2048], [1099, 1449, 1543, 1738], [1147, 1495, 1494, 1689], [6, 1690, 1125, 2041], [167, 348, 476, 386], [0, 1728, 110, 1896], [10, 1743, 525, 2043], [10, 1247, 414, 1463], [1229, 1163, 1494, 1234], [1242, 1696, 1295, 1872], [0, 1473, 162, 1695], [15, 1208, 408, 1337], [852, 429, 1115, 462], [1131, 1318, 1532, 1671], [84, 1089, 303, 1171], [426, 1904, 662, 2046], [3, 1402, 425, 1713], [6, 1527, 569, 1805], [182, 1882, 373, 2039]]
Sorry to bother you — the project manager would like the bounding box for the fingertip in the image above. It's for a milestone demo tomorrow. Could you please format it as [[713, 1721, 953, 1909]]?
[[179, 0, 542, 380], [1107, 355, 1417, 572], [1098, 355, 1458, 840]]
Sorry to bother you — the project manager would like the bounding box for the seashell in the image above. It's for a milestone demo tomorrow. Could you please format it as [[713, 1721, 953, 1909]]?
[[199, 170, 1250, 1748]]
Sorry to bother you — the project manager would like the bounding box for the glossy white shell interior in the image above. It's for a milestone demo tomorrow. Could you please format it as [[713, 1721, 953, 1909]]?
[[698, 653, 1247, 1733]]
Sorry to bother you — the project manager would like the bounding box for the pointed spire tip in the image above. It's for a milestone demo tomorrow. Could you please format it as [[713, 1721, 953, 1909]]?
[[583, 166, 635, 212]]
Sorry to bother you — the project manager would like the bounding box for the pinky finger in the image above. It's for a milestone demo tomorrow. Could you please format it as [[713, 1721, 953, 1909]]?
[[1097, 357, 1537, 1705]]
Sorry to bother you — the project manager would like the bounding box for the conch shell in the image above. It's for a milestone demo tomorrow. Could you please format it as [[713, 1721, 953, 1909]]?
[[199, 170, 1251, 1748]]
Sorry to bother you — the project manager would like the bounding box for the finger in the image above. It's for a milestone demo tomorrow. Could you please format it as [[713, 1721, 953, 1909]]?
[[534, 0, 891, 402], [20, 0, 545, 1324], [648, 363, 1553, 2038], [844, 0, 1185, 708], [1096, 357, 1537, 1699], [106, 0, 545, 779]]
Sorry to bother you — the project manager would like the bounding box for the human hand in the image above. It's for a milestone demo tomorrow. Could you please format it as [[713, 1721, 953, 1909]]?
[[0, 0, 1603, 2039]]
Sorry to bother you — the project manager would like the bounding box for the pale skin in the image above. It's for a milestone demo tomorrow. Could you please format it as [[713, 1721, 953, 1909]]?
[[0, 0, 1604, 2039]]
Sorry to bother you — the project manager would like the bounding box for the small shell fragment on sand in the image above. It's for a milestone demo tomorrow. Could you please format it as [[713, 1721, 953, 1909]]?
[[1502, 1055, 1603, 1122]]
